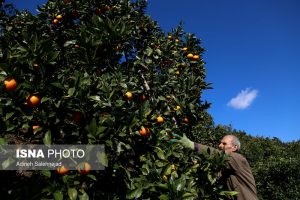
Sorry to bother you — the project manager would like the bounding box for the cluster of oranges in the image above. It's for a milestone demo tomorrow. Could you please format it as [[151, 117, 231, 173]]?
[[53, 14, 63, 25], [124, 91, 188, 138], [57, 162, 91, 175], [4, 78, 41, 130], [4, 78, 40, 107]]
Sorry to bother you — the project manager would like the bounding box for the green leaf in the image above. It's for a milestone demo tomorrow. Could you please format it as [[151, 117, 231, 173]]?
[[220, 191, 239, 197], [87, 174, 97, 181], [89, 95, 100, 101], [96, 152, 108, 167], [43, 131, 52, 145], [97, 126, 106, 133], [2, 157, 14, 169], [158, 194, 168, 200], [163, 165, 172, 176], [41, 97, 50, 103], [156, 183, 168, 190], [53, 191, 63, 200], [155, 147, 165, 160], [141, 164, 150, 175], [40, 170, 51, 178], [145, 47, 153, 56], [64, 40, 77, 47], [126, 187, 143, 199], [5, 112, 14, 120], [79, 191, 89, 200], [68, 87, 76, 97], [182, 192, 196, 199], [0, 138, 8, 145], [68, 188, 78, 200], [50, 82, 64, 89]]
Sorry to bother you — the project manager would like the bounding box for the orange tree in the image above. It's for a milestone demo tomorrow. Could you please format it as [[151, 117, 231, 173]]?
[[0, 0, 233, 199]]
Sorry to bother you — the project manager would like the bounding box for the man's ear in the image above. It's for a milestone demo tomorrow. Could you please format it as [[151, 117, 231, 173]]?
[[232, 145, 238, 152]]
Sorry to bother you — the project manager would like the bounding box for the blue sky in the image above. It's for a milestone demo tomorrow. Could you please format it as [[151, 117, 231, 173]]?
[[5, 0, 300, 142]]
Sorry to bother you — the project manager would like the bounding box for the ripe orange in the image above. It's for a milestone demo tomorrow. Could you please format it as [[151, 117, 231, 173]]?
[[4, 79, 17, 91], [57, 165, 69, 174], [175, 39, 180, 43], [53, 19, 59, 25], [187, 53, 194, 59], [183, 117, 189, 123], [156, 116, 164, 123], [27, 95, 40, 107], [139, 127, 150, 137], [182, 47, 188, 51], [124, 92, 133, 100], [56, 15, 63, 20], [32, 125, 40, 130], [192, 55, 200, 60], [77, 162, 91, 174], [175, 70, 180, 75]]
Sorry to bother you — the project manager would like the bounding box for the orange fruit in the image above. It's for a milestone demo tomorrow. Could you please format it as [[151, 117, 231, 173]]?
[[33, 63, 40, 70], [27, 95, 40, 107], [32, 125, 40, 130], [124, 92, 133, 100], [53, 19, 59, 25], [57, 165, 69, 174], [139, 127, 150, 137], [183, 117, 189, 123], [95, 8, 102, 15], [167, 35, 172, 39], [56, 14, 63, 20], [187, 53, 193, 59], [105, 5, 111, 11], [175, 70, 180, 75], [192, 55, 199, 60], [139, 94, 147, 101], [72, 111, 83, 124], [156, 116, 164, 123], [182, 47, 188, 51], [77, 162, 91, 174], [4, 78, 17, 91], [175, 39, 180, 43]]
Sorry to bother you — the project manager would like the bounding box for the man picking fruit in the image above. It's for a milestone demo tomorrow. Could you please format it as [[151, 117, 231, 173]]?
[[172, 134, 258, 200]]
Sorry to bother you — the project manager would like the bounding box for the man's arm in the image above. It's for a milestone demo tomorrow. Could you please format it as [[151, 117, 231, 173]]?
[[171, 134, 219, 154]]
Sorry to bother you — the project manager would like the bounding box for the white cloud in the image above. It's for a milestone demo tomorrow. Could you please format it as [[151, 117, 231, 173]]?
[[227, 88, 258, 110]]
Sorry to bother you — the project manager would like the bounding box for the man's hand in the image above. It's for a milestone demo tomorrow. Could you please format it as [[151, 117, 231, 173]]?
[[170, 133, 194, 150]]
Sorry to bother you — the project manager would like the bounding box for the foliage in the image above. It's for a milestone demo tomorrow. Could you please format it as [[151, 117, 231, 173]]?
[[0, 0, 230, 199]]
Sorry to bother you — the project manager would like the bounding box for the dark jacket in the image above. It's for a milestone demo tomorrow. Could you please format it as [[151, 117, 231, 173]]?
[[195, 143, 258, 200]]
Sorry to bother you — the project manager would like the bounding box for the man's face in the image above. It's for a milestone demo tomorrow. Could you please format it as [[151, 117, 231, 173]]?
[[218, 136, 237, 154]]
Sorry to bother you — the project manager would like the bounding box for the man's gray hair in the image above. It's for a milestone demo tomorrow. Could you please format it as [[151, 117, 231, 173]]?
[[227, 135, 241, 150]]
